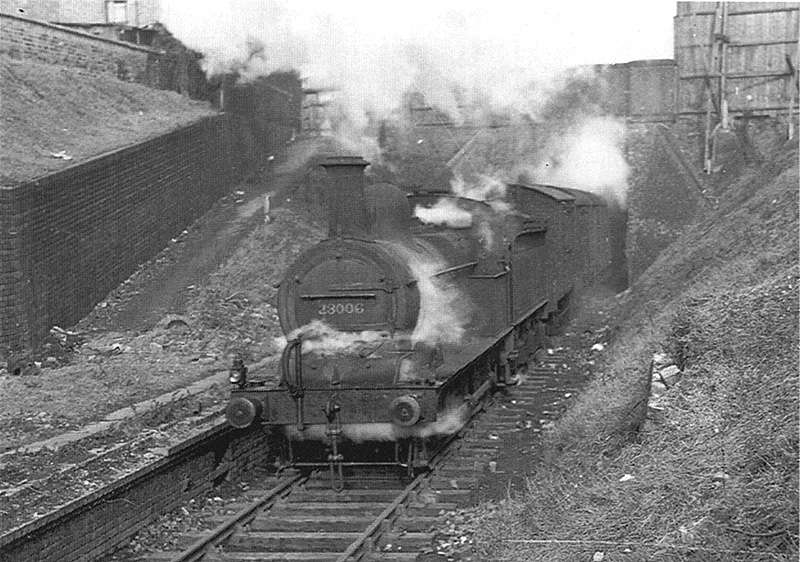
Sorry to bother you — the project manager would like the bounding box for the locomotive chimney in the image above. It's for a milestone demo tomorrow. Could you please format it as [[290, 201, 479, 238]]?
[[321, 156, 370, 239]]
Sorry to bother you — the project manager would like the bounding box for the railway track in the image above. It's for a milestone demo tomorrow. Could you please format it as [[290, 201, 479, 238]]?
[[123, 349, 585, 562], [0, 348, 585, 562]]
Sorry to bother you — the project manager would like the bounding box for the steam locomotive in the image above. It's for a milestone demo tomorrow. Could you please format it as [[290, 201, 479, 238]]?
[[226, 156, 611, 481]]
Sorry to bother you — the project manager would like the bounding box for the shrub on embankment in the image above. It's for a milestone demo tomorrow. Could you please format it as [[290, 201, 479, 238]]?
[[473, 142, 799, 561]]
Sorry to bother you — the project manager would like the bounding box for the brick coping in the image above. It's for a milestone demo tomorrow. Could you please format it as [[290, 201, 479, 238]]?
[[0, 113, 222, 189], [0, 417, 234, 548], [0, 11, 163, 54], [0, 370, 229, 459]]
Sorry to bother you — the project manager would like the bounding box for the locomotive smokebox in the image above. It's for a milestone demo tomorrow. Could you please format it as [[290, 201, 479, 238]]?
[[321, 156, 370, 239]]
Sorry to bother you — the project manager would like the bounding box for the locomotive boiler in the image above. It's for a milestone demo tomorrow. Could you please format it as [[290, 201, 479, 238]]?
[[226, 155, 611, 481]]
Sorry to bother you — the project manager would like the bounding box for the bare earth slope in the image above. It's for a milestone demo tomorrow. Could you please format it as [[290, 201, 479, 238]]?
[[0, 54, 218, 186]]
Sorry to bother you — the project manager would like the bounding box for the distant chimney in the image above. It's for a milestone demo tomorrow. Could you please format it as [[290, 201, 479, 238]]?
[[321, 156, 370, 239]]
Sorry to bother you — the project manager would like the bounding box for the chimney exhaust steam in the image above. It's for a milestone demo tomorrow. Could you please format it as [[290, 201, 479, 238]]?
[[321, 156, 370, 239]]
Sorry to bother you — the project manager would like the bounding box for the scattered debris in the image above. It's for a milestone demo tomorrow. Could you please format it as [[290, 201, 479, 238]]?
[[652, 351, 669, 367], [659, 365, 683, 387], [50, 326, 82, 349], [646, 405, 666, 426], [711, 471, 729, 483], [7, 351, 41, 377], [650, 381, 668, 395]]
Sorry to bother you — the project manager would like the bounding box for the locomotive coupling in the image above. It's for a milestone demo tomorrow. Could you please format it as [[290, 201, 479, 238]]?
[[226, 396, 263, 428]]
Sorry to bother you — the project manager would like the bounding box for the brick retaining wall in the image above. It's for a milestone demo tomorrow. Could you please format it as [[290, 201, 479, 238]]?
[[0, 188, 25, 352], [0, 114, 246, 350], [0, 12, 157, 83]]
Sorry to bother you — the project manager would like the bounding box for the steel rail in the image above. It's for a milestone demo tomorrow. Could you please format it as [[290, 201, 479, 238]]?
[[169, 472, 305, 562], [333, 471, 427, 562], [335, 376, 494, 562]]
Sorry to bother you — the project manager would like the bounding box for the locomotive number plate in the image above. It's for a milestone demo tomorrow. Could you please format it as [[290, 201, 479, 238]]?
[[300, 293, 378, 324], [317, 301, 366, 315]]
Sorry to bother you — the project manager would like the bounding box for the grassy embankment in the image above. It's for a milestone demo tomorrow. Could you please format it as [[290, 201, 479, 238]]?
[[472, 143, 799, 561]]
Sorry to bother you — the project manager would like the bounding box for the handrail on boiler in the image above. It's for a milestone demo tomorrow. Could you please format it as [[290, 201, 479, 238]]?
[[281, 338, 305, 430]]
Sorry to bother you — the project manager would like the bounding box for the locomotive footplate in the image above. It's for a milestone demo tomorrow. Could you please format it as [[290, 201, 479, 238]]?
[[254, 386, 441, 428], [228, 337, 504, 435], [226, 335, 506, 477]]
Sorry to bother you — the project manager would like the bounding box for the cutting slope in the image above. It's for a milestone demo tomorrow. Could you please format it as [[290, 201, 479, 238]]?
[[472, 141, 798, 561]]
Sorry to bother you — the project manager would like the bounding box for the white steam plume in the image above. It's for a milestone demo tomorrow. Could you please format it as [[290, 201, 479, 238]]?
[[160, 2, 635, 204], [415, 196, 511, 253], [530, 116, 630, 207], [388, 243, 472, 345], [408, 259, 471, 345], [450, 174, 507, 202], [276, 320, 389, 355], [159, 2, 614, 142], [282, 403, 469, 443], [414, 199, 473, 228]]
